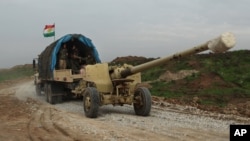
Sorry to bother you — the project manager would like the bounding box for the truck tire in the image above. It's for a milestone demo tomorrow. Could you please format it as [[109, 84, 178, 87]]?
[[83, 87, 100, 118], [44, 83, 49, 102], [133, 87, 152, 116], [44, 82, 63, 104], [47, 83, 56, 104], [52, 83, 63, 104]]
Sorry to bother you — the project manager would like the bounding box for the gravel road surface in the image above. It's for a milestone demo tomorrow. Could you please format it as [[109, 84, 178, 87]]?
[[1, 80, 249, 141]]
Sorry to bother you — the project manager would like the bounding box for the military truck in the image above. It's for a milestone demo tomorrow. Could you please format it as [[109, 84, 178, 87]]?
[[34, 34, 101, 98], [34, 32, 236, 118]]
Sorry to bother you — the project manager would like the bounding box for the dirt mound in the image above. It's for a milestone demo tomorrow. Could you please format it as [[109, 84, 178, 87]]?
[[188, 72, 234, 89], [159, 70, 199, 82]]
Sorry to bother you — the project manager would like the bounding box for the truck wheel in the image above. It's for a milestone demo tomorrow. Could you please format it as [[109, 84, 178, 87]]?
[[83, 87, 99, 118], [133, 87, 152, 116], [47, 83, 55, 104], [44, 83, 49, 102], [35, 84, 41, 96]]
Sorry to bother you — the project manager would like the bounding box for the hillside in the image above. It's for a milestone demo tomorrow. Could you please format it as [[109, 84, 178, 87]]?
[[0, 64, 33, 82], [110, 50, 250, 117]]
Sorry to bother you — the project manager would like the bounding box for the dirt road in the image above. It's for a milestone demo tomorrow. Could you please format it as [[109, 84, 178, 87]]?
[[0, 80, 249, 141]]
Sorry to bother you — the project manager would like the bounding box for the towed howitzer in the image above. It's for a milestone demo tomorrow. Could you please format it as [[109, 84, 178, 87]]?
[[35, 32, 235, 118], [82, 32, 236, 118]]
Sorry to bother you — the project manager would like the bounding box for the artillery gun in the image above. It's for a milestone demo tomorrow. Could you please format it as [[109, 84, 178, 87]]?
[[34, 32, 236, 118]]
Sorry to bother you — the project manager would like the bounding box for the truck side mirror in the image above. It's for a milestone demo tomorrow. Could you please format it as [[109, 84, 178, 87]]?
[[33, 59, 36, 69]]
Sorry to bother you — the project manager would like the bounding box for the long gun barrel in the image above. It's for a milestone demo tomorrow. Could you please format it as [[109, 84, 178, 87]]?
[[120, 32, 236, 78]]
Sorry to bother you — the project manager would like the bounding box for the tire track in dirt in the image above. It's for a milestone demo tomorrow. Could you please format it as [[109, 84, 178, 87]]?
[[27, 104, 103, 141], [27, 106, 72, 141]]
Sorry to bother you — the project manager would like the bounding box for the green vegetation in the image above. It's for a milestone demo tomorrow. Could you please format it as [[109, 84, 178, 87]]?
[[150, 81, 184, 98], [140, 50, 250, 107], [0, 65, 34, 82], [141, 66, 166, 81], [200, 51, 250, 89]]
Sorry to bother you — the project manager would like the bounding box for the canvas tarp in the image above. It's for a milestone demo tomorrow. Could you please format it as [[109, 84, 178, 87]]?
[[38, 34, 101, 79]]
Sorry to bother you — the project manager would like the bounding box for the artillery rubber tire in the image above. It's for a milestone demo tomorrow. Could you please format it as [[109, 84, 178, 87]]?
[[35, 84, 41, 96], [83, 87, 100, 118], [133, 87, 152, 116], [47, 83, 56, 104]]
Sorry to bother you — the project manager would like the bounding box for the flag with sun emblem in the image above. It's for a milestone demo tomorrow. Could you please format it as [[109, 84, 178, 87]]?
[[43, 24, 55, 37]]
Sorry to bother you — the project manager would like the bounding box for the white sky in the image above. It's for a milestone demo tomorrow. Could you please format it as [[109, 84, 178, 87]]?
[[0, 0, 249, 68]]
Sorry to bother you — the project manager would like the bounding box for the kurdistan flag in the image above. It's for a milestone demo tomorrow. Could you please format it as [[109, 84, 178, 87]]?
[[43, 24, 55, 37]]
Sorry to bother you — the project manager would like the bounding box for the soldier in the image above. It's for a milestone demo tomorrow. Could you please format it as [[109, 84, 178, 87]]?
[[85, 54, 95, 64], [84, 50, 96, 65], [58, 44, 68, 69], [70, 46, 81, 74]]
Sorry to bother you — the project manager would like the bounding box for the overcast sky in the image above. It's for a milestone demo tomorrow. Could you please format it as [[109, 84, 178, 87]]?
[[0, 0, 249, 68]]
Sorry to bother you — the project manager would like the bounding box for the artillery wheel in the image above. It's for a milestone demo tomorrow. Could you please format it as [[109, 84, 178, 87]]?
[[83, 87, 100, 118], [35, 84, 41, 96], [133, 87, 152, 116]]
